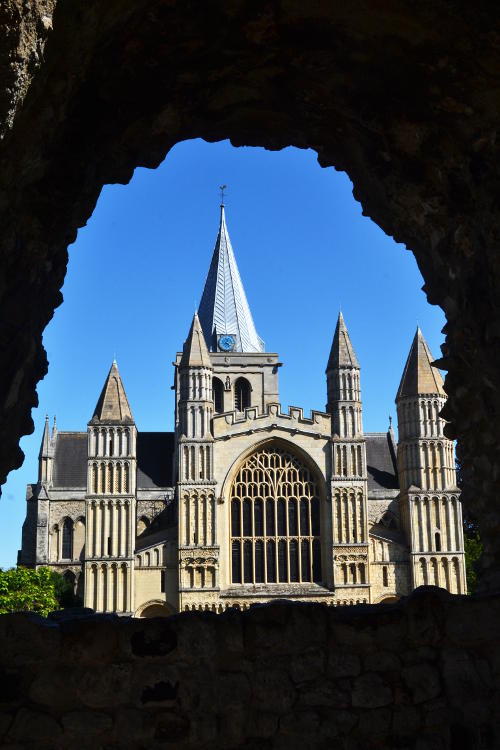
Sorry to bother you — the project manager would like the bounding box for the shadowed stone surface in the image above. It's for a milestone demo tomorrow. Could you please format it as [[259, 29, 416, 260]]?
[[0, 590, 498, 749]]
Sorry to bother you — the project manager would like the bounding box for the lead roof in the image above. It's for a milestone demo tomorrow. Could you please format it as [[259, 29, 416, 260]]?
[[198, 205, 265, 353], [49, 431, 398, 493], [365, 432, 399, 491], [51, 432, 174, 489]]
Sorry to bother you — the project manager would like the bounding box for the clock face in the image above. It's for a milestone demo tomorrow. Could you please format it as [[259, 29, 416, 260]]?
[[219, 334, 236, 352]]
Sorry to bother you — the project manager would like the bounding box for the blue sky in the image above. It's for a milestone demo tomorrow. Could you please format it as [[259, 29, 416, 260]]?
[[0, 139, 446, 568]]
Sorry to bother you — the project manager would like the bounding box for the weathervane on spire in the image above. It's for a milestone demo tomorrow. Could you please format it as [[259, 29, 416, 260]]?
[[219, 184, 227, 205]]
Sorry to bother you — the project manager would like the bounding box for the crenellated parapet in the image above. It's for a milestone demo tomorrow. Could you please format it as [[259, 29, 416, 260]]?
[[212, 403, 332, 439]]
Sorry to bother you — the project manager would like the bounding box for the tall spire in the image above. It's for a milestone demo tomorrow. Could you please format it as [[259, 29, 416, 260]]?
[[180, 311, 212, 368], [39, 414, 51, 457], [326, 311, 359, 371], [91, 359, 134, 423], [397, 327, 445, 398], [198, 205, 265, 353]]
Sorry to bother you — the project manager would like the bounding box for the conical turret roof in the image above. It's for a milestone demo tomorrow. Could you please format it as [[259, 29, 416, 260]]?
[[397, 327, 446, 399], [198, 205, 265, 353], [326, 311, 359, 371], [180, 312, 212, 368], [39, 415, 52, 457], [91, 360, 134, 423]]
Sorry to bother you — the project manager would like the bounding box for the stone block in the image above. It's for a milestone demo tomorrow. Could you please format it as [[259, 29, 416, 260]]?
[[327, 650, 361, 678], [62, 710, 112, 735], [290, 647, 326, 683], [364, 650, 401, 672], [351, 672, 393, 708], [216, 671, 251, 708], [402, 663, 441, 703], [298, 679, 351, 708], [8, 708, 62, 741], [252, 669, 296, 713]]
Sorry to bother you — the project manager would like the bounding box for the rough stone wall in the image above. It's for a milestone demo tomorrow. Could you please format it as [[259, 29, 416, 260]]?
[[0, 589, 498, 749]]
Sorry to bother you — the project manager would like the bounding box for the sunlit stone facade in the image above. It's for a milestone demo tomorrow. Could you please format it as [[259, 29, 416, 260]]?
[[19, 207, 466, 614]]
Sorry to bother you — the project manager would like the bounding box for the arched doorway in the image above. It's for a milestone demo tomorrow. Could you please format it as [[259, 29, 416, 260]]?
[[135, 601, 174, 618]]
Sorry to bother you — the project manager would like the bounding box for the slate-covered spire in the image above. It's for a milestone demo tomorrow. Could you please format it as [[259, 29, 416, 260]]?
[[326, 311, 360, 372], [91, 359, 134, 423], [180, 311, 212, 368], [198, 204, 265, 353], [397, 327, 445, 399]]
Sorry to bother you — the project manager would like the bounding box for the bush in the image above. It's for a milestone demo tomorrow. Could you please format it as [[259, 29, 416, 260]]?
[[0, 567, 58, 616]]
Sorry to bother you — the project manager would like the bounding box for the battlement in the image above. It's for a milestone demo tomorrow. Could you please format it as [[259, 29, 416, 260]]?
[[212, 402, 331, 439]]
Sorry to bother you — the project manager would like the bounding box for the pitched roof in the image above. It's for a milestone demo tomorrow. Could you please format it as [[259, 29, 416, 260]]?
[[52, 433, 88, 487], [397, 327, 445, 399], [326, 311, 359, 371], [180, 312, 211, 368], [50, 431, 175, 489], [91, 360, 134, 423], [136, 432, 175, 488], [198, 205, 265, 353], [365, 432, 399, 491]]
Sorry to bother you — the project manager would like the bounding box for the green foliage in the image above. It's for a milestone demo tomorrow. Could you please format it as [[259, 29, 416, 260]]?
[[0, 566, 58, 616], [464, 529, 483, 594]]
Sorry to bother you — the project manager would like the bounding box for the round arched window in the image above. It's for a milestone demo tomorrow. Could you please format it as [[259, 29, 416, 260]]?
[[230, 444, 322, 585]]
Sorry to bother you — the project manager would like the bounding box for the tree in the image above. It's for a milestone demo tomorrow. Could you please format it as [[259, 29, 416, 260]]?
[[0, 567, 81, 616], [456, 455, 483, 594], [0, 567, 58, 616]]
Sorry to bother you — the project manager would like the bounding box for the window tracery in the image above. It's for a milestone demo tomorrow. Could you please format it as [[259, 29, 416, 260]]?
[[230, 445, 322, 585]]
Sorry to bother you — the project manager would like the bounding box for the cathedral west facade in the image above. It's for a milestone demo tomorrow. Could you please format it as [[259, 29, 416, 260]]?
[[19, 206, 467, 615]]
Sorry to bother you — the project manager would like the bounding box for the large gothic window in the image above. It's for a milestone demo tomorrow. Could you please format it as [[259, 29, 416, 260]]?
[[230, 444, 322, 585], [234, 377, 251, 412]]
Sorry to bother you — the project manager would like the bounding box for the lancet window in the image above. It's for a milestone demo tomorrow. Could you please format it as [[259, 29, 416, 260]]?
[[213, 377, 224, 413], [230, 444, 322, 585]]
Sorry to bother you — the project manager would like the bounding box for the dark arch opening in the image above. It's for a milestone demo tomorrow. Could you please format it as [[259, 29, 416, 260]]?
[[213, 377, 224, 414], [234, 378, 251, 412]]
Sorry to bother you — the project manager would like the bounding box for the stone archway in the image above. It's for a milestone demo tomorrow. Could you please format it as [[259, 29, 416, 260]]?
[[135, 600, 174, 618], [1, 4, 500, 587]]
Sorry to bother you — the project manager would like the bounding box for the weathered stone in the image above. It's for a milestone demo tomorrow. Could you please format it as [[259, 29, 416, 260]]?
[[8, 708, 62, 741], [28, 665, 79, 709], [0, 595, 497, 748], [0, 712, 13, 737], [327, 650, 362, 678], [252, 669, 296, 713], [364, 650, 401, 672], [441, 649, 489, 707], [402, 663, 441, 704], [357, 707, 392, 736], [249, 711, 278, 739], [392, 705, 421, 738], [290, 647, 326, 683], [351, 672, 393, 708], [152, 710, 190, 743], [215, 672, 251, 708], [62, 710, 112, 735], [279, 710, 320, 736], [298, 679, 351, 708]]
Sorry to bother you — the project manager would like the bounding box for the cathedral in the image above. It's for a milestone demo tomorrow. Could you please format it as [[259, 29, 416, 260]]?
[[19, 205, 467, 615]]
